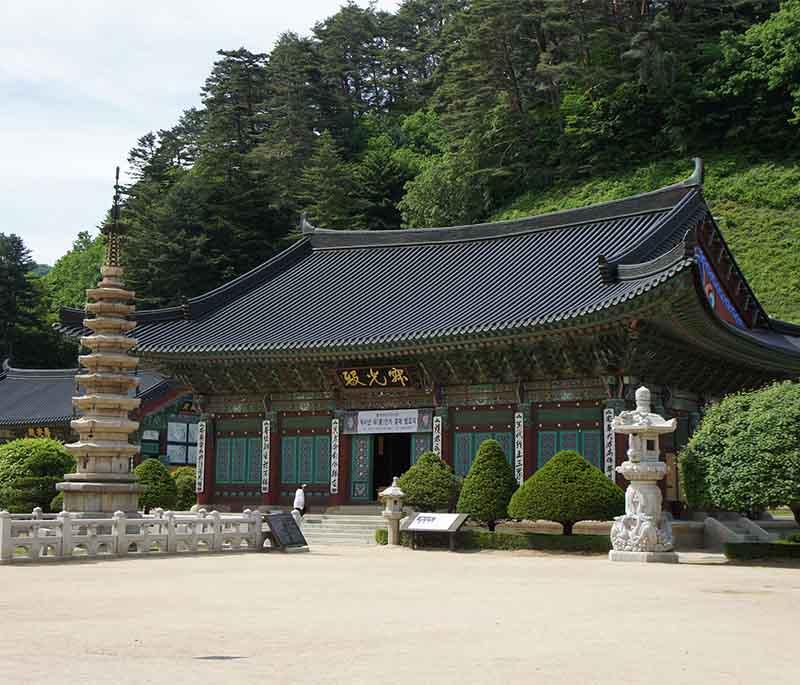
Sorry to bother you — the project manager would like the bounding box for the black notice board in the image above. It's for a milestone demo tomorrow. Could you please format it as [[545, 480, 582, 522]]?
[[265, 512, 308, 549]]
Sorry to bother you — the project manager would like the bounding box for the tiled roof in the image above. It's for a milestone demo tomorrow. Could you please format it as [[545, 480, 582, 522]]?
[[62, 182, 709, 355], [56, 170, 799, 366], [0, 363, 167, 426]]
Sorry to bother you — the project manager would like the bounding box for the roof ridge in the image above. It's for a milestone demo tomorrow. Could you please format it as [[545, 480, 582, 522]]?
[[310, 183, 695, 250]]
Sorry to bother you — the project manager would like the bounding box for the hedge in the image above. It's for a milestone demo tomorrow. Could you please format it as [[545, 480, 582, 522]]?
[[508, 450, 624, 535], [397, 452, 459, 512], [133, 458, 177, 512], [724, 542, 800, 561], [171, 466, 197, 510], [0, 438, 75, 513], [456, 439, 517, 531], [375, 527, 610, 553]]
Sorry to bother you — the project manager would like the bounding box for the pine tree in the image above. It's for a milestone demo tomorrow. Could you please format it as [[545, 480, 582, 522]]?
[[295, 131, 355, 228]]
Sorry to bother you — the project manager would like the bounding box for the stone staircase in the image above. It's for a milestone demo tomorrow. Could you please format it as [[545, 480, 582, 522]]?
[[703, 513, 774, 551], [301, 514, 387, 546]]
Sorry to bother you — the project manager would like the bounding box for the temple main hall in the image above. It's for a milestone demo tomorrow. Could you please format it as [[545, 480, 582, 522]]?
[[59, 162, 800, 511]]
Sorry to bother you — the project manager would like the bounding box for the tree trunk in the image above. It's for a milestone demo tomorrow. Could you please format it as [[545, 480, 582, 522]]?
[[562, 521, 574, 535], [488, 520, 496, 532]]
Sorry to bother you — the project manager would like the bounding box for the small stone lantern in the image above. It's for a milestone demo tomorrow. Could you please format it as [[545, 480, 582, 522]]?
[[379, 477, 405, 545], [609, 386, 679, 563]]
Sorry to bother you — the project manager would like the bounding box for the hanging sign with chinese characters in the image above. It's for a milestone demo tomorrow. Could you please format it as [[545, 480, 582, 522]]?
[[338, 365, 417, 390]]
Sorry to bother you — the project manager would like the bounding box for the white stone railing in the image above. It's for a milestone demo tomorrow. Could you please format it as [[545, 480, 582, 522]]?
[[0, 508, 264, 563]]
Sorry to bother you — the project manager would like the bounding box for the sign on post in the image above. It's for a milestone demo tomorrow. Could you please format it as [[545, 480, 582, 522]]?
[[402, 512, 469, 551]]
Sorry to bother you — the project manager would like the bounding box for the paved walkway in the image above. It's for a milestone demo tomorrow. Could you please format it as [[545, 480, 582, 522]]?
[[1, 547, 797, 684]]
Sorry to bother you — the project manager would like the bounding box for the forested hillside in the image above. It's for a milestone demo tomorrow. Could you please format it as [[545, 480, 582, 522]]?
[[497, 153, 800, 322], [4, 0, 800, 367]]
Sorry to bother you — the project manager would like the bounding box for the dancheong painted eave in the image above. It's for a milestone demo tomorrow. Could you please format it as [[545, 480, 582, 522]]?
[[56, 160, 800, 371]]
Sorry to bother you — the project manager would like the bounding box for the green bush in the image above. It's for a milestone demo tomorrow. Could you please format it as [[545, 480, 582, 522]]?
[[456, 439, 517, 531], [133, 458, 177, 512], [783, 531, 800, 544], [50, 491, 64, 512], [397, 451, 459, 512], [172, 466, 197, 510], [375, 528, 388, 545], [679, 382, 800, 521], [508, 450, 624, 535], [0, 438, 75, 513], [724, 542, 800, 561]]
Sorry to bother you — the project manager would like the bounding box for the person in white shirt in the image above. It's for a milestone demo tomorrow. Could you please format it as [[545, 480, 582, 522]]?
[[293, 484, 307, 516]]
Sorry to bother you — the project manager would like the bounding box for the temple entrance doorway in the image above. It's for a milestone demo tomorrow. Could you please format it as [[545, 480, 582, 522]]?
[[372, 434, 410, 500]]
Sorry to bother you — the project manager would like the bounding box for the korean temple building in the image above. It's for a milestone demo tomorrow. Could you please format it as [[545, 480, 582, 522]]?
[[59, 161, 800, 511]]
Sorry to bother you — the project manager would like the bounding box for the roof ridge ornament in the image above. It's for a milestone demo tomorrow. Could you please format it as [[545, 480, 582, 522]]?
[[300, 212, 317, 235], [682, 157, 704, 187]]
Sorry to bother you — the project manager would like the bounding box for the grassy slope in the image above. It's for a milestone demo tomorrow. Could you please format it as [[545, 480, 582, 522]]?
[[495, 153, 800, 323]]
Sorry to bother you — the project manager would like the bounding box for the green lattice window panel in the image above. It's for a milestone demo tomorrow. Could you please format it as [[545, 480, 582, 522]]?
[[280, 435, 330, 485], [215, 436, 262, 485], [537, 429, 603, 470], [453, 431, 513, 477]]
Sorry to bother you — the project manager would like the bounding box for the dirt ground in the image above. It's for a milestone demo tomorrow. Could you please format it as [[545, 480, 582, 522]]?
[[0, 546, 797, 685]]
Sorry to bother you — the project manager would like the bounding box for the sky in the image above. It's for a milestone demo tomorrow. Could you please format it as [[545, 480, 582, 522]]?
[[0, 0, 400, 265]]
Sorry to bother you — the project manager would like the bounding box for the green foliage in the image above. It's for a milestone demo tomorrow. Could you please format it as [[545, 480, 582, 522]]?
[[376, 527, 610, 553], [172, 466, 197, 510], [133, 458, 177, 513], [508, 450, 624, 535], [495, 153, 800, 323], [42, 231, 104, 310], [783, 531, 800, 544], [50, 491, 64, 512], [456, 439, 517, 531], [397, 451, 459, 512], [679, 382, 800, 516], [724, 541, 800, 561], [0, 438, 75, 513]]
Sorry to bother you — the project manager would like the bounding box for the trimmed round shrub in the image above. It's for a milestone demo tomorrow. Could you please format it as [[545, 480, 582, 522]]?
[[172, 466, 197, 511], [50, 491, 64, 512], [133, 458, 177, 512], [456, 439, 517, 531], [0, 438, 75, 513], [508, 450, 624, 535], [397, 451, 459, 512], [679, 381, 800, 520]]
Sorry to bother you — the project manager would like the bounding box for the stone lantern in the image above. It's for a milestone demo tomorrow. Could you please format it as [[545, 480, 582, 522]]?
[[609, 386, 679, 563], [379, 477, 405, 545]]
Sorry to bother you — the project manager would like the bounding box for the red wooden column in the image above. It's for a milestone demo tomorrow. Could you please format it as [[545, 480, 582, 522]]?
[[197, 416, 215, 506]]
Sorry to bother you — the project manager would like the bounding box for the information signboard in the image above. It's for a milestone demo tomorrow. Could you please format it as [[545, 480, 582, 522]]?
[[265, 512, 308, 550], [401, 513, 469, 551]]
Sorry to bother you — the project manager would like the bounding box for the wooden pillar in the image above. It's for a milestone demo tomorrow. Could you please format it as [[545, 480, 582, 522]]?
[[197, 416, 215, 506]]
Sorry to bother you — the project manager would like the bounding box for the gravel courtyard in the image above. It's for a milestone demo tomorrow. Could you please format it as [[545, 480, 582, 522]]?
[[1, 547, 797, 684]]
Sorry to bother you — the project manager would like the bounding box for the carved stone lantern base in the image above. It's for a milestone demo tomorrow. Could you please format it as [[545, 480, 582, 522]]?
[[609, 550, 679, 563]]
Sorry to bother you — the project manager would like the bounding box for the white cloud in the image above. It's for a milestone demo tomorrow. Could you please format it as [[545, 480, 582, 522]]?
[[0, 0, 400, 264]]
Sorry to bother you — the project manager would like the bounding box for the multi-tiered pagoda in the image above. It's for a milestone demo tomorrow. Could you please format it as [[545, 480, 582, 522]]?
[[57, 172, 142, 514]]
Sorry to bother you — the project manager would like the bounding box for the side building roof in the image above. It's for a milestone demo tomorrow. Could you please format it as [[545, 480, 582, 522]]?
[[57, 162, 800, 374], [0, 361, 170, 427]]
